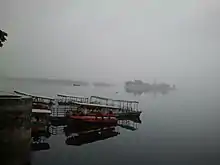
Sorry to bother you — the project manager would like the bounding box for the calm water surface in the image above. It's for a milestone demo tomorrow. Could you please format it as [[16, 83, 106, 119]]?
[[1, 78, 220, 165]]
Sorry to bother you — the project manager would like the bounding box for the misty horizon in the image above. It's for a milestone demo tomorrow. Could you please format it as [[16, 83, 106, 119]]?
[[1, 0, 220, 83]]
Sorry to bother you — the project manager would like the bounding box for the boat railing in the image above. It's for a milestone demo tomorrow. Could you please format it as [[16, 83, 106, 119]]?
[[117, 119, 139, 131], [57, 94, 89, 104], [14, 90, 55, 104], [90, 96, 139, 112]]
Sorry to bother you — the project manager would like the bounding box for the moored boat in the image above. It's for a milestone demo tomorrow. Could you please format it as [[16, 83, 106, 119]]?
[[70, 115, 117, 125], [67, 102, 118, 125]]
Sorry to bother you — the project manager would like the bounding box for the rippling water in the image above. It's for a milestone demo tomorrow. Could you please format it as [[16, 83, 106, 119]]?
[[1, 78, 220, 165]]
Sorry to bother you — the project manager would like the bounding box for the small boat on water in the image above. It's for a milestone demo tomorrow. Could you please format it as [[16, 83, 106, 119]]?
[[73, 84, 80, 86]]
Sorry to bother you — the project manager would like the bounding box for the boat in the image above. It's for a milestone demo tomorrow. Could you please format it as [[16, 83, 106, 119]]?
[[70, 115, 117, 125], [73, 84, 80, 86], [67, 102, 118, 125], [14, 90, 55, 104]]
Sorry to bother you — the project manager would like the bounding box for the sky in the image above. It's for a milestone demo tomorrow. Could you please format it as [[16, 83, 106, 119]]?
[[0, 0, 219, 82]]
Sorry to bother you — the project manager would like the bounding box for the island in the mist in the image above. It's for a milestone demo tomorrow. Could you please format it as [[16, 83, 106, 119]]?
[[125, 80, 176, 95]]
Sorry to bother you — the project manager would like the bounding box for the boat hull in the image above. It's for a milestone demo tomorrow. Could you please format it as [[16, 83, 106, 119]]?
[[69, 115, 118, 125]]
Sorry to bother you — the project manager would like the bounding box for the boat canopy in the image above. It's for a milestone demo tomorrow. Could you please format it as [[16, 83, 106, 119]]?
[[74, 102, 119, 109], [57, 94, 88, 99], [32, 109, 51, 114], [14, 90, 54, 101], [90, 96, 139, 104], [113, 99, 139, 104], [90, 96, 113, 101], [89, 95, 139, 111], [57, 94, 89, 103]]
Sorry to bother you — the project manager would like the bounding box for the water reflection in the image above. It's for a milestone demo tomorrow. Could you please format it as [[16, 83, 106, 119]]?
[[31, 117, 141, 149], [118, 120, 139, 131], [31, 125, 51, 151], [65, 126, 119, 146], [126, 89, 171, 96]]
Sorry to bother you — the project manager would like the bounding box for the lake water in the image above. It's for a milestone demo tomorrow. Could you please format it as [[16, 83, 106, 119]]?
[[1, 77, 220, 165]]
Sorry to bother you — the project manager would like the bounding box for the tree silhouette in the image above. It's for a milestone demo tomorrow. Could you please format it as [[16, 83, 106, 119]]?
[[0, 30, 8, 47]]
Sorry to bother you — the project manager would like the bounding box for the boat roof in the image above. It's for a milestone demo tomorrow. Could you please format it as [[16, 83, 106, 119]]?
[[90, 96, 113, 101], [113, 99, 139, 104], [57, 94, 88, 99], [32, 109, 51, 114], [90, 96, 139, 104], [33, 101, 50, 105], [14, 91, 54, 101], [74, 102, 119, 109]]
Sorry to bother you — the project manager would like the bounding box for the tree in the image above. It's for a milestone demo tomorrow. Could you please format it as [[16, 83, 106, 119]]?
[[0, 30, 8, 47]]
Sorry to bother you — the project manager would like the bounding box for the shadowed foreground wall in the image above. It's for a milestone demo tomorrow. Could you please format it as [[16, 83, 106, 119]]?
[[0, 94, 32, 165]]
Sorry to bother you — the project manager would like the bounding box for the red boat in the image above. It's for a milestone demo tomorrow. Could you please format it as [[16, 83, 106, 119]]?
[[70, 115, 117, 125], [68, 102, 118, 125]]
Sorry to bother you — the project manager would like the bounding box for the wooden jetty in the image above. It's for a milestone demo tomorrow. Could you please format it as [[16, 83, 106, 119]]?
[[57, 94, 89, 105]]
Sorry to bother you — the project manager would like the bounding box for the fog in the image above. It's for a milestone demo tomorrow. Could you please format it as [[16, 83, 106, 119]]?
[[0, 0, 219, 83]]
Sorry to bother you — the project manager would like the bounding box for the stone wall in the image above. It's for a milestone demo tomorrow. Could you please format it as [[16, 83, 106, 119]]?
[[0, 95, 32, 165]]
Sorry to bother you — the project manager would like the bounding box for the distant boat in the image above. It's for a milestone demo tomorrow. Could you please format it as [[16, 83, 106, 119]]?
[[73, 84, 80, 86]]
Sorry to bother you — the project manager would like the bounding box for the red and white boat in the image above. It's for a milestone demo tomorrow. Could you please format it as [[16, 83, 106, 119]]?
[[67, 102, 119, 125], [70, 112, 117, 124]]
